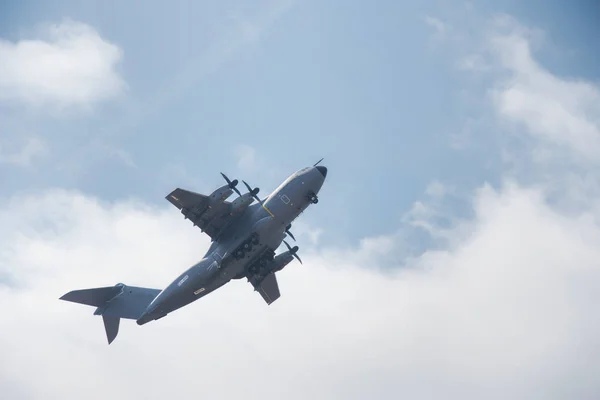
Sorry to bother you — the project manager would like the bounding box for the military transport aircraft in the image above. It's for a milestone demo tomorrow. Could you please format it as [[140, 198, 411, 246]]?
[[59, 161, 328, 344]]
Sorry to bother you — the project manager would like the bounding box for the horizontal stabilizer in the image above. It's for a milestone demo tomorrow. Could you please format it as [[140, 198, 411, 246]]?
[[99, 285, 162, 320], [60, 286, 120, 307], [256, 273, 280, 305]]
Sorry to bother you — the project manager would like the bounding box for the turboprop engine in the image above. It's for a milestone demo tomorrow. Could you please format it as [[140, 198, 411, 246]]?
[[229, 191, 257, 216], [209, 184, 234, 203], [269, 252, 294, 273]]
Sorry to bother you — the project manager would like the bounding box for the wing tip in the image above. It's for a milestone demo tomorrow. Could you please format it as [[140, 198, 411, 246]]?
[[58, 291, 75, 301]]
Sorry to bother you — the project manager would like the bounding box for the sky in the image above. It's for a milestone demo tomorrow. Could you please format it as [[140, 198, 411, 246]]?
[[1, 0, 600, 399]]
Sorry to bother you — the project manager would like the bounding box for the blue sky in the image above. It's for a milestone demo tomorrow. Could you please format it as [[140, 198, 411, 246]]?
[[1, 0, 598, 243], [2, 1, 600, 398]]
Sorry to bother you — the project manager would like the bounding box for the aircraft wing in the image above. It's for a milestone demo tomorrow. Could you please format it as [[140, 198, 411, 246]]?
[[166, 188, 232, 240], [251, 272, 281, 305]]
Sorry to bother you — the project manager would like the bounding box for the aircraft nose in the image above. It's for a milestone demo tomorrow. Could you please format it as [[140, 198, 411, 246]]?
[[316, 166, 327, 178]]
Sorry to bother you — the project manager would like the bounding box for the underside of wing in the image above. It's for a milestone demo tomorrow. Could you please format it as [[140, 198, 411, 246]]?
[[166, 188, 210, 210], [166, 188, 232, 239], [251, 272, 281, 305]]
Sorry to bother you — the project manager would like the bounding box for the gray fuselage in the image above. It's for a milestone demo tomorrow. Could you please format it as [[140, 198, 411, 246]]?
[[136, 165, 327, 325]]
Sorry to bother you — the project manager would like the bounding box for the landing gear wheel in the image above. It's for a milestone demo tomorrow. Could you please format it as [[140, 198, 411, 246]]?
[[307, 191, 318, 204]]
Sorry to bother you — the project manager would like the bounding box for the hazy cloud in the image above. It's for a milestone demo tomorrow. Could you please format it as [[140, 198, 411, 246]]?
[[0, 20, 125, 109], [234, 144, 258, 171], [491, 32, 600, 161], [459, 15, 600, 164], [0, 136, 45, 167], [424, 15, 446, 34]]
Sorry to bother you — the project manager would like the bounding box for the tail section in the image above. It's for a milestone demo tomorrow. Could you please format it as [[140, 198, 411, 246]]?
[[60, 283, 161, 344]]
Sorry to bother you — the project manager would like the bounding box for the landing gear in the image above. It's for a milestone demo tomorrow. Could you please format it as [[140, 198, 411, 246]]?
[[307, 191, 318, 204], [247, 249, 274, 276], [250, 259, 268, 275], [233, 233, 260, 260], [234, 249, 245, 259]]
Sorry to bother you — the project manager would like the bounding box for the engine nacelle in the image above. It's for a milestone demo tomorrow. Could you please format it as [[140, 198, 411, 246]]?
[[269, 252, 294, 273], [209, 184, 234, 203], [229, 193, 254, 216]]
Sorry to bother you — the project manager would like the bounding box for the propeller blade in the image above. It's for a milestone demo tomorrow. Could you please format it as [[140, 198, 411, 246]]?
[[221, 172, 241, 196], [283, 240, 302, 264], [285, 224, 296, 241], [242, 180, 261, 203], [220, 172, 232, 185], [313, 158, 324, 166]]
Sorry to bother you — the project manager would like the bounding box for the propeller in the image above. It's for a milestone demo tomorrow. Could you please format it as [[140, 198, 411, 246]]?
[[242, 180, 261, 203], [285, 223, 296, 241], [283, 240, 302, 264], [313, 157, 324, 166], [220, 172, 241, 196]]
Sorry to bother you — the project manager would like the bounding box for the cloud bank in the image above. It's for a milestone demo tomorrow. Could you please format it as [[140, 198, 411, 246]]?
[[0, 20, 125, 109]]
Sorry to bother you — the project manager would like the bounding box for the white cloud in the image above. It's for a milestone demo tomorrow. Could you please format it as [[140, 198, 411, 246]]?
[[233, 144, 258, 171], [451, 14, 600, 220], [458, 53, 490, 71], [1, 176, 600, 399], [401, 181, 467, 248], [425, 180, 453, 199], [0, 20, 125, 109], [462, 15, 600, 164], [0, 136, 45, 166], [424, 15, 446, 34], [110, 148, 137, 169]]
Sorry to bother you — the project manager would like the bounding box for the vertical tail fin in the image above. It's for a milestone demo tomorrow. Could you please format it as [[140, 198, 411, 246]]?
[[102, 315, 120, 344]]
